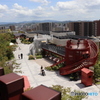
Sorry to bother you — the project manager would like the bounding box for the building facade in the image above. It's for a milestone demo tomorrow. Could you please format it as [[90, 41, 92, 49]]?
[[9, 25, 15, 31], [93, 20, 100, 36], [67, 21, 95, 36]]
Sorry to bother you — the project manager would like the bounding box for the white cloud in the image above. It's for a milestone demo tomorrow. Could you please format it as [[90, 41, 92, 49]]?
[[0, 3, 53, 22], [0, 4, 8, 19], [11, 3, 39, 16], [56, 1, 77, 10], [0, 4, 8, 12], [0, 0, 100, 22], [0, 3, 50, 21], [13, 3, 27, 10], [30, 0, 50, 5], [50, 0, 100, 20], [8, 3, 51, 21], [11, 4, 31, 17]]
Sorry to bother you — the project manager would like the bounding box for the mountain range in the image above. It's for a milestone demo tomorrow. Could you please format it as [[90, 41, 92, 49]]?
[[0, 20, 73, 25], [0, 20, 91, 25]]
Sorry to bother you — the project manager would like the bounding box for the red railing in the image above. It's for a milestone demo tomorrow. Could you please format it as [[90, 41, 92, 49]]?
[[50, 59, 65, 67]]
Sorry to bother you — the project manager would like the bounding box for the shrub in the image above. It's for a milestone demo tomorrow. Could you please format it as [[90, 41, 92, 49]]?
[[4, 66, 13, 74], [36, 53, 42, 59], [94, 61, 100, 84], [45, 66, 53, 71], [45, 65, 61, 71], [21, 38, 31, 44], [11, 44, 17, 51], [28, 55, 35, 60], [52, 65, 60, 70], [50, 85, 87, 100], [24, 87, 33, 92]]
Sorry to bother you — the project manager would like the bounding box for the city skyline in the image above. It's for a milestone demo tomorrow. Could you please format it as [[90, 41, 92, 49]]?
[[0, 0, 100, 22]]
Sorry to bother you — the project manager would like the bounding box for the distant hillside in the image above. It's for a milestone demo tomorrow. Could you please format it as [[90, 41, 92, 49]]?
[[0, 20, 75, 25], [0, 22, 17, 26], [19, 20, 62, 24]]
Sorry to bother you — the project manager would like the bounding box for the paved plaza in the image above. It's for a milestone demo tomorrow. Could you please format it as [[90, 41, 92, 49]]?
[[13, 40, 100, 100]]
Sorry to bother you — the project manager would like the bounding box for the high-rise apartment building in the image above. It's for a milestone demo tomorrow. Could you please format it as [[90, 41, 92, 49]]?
[[67, 21, 94, 36], [41, 23, 54, 31], [67, 22, 80, 35], [93, 20, 100, 36], [38, 22, 67, 32], [82, 22, 93, 36], [74, 22, 81, 35], [9, 25, 15, 31]]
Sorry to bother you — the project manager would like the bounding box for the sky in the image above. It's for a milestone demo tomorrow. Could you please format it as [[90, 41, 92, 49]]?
[[0, 0, 100, 22]]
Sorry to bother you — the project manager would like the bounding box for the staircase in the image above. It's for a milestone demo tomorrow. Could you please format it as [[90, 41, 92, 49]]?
[[59, 40, 98, 75], [50, 59, 65, 67]]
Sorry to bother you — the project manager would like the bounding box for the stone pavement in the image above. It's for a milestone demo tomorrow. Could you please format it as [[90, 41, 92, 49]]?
[[13, 41, 100, 100]]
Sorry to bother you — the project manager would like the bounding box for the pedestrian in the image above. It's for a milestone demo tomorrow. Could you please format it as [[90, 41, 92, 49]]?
[[21, 53, 23, 59], [77, 39, 80, 48], [18, 54, 20, 59], [19, 47, 21, 50], [41, 69, 46, 76], [41, 66, 43, 73]]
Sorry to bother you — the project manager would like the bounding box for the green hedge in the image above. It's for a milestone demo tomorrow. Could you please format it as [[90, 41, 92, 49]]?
[[28, 55, 35, 60], [45, 66, 53, 71], [45, 65, 61, 71], [36, 55, 42, 59], [45, 63, 65, 71], [21, 38, 31, 44], [35, 53, 42, 59]]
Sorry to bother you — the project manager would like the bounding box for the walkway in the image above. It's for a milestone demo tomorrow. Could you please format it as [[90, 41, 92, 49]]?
[[13, 40, 100, 100]]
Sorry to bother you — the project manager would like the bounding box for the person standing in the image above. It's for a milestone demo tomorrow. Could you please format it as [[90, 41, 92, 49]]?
[[40, 66, 46, 76], [41, 66, 43, 73], [42, 69, 46, 76], [21, 53, 23, 59], [77, 39, 80, 48]]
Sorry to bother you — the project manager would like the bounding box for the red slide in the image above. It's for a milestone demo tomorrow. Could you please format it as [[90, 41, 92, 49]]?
[[59, 40, 99, 75]]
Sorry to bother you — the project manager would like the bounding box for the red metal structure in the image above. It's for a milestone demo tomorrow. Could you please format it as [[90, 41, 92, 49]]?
[[42, 39, 98, 75]]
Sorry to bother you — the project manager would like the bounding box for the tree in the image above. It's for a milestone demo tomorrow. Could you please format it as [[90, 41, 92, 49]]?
[[94, 50, 100, 83], [0, 33, 17, 74], [0, 33, 14, 61], [50, 85, 87, 100]]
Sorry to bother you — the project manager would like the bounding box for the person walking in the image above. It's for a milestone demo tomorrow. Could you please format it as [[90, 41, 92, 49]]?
[[19, 47, 21, 50], [18, 54, 20, 59], [21, 53, 23, 59]]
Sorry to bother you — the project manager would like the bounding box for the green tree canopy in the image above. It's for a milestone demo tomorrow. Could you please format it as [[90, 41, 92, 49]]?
[[0, 32, 16, 74], [94, 50, 100, 83]]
